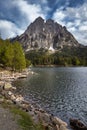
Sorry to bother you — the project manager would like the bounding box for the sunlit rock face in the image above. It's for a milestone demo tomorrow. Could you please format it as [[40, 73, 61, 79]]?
[[12, 17, 80, 51]]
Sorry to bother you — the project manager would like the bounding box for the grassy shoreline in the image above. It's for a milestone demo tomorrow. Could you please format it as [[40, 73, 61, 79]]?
[[1, 101, 44, 130]]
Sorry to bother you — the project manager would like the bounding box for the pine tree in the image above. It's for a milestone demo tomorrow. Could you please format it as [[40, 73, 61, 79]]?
[[12, 41, 26, 71], [0, 39, 26, 71]]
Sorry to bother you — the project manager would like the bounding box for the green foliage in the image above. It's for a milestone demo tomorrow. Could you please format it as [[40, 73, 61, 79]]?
[[12, 108, 35, 130], [11, 108, 44, 130], [0, 39, 26, 71], [71, 57, 80, 65], [12, 42, 26, 71], [1, 37, 86, 67], [25, 47, 87, 66], [26, 59, 32, 67]]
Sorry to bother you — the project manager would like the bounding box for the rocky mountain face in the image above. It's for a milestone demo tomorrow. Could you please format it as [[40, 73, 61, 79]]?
[[12, 17, 80, 51]]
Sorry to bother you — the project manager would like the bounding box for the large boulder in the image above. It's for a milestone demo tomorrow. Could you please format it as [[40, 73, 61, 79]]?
[[4, 82, 12, 90], [52, 117, 67, 127], [60, 125, 68, 130]]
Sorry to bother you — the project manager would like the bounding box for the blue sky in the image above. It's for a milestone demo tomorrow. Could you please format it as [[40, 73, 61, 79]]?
[[0, 0, 87, 45]]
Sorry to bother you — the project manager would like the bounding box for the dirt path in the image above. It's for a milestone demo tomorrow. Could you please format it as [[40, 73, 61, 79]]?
[[0, 104, 22, 130]]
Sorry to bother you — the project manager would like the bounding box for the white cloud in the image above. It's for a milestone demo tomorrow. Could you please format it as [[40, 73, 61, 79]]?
[[79, 26, 87, 31], [53, 8, 66, 26], [0, 0, 48, 39], [41, 0, 48, 4], [13, 0, 46, 24], [53, 2, 87, 45], [0, 20, 24, 39]]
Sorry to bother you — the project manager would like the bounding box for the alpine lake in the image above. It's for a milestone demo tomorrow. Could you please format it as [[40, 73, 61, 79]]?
[[13, 67, 87, 126]]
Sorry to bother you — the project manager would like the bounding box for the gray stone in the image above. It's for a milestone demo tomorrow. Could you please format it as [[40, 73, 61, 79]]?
[[0, 81, 4, 89], [48, 125, 55, 130], [15, 95, 24, 103], [4, 82, 12, 90], [11, 87, 16, 90], [6, 99, 13, 104], [8, 91, 13, 96], [10, 94, 16, 100], [37, 112, 51, 124], [52, 117, 67, 127], [20, 103, 32, 112], [55, 125, 60, 130], [1, 90, 10, 99], [60, 125, 68, 130], [0, 98, 4, 103]]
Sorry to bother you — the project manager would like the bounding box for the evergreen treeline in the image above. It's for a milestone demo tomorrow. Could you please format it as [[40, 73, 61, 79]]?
[[26, 47, 87, 66], [0, 38, 87, 68], [0, 39, 26, 71]]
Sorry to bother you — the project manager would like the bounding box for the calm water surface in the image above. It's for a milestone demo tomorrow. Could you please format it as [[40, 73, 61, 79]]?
[[13, 67, 87, 125]]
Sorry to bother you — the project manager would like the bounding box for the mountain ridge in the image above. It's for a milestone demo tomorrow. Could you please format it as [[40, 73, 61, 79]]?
[[12, 17, 82, 51]]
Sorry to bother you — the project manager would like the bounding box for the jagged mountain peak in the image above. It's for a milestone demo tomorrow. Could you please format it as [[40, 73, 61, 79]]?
[[34, 16, 44, 22], [12, 17, 80, 51]]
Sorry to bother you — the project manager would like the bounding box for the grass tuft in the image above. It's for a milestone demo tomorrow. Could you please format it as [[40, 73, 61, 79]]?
[[1, 101, 44, 130]]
